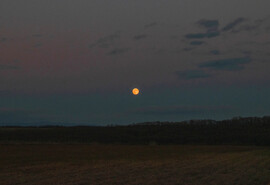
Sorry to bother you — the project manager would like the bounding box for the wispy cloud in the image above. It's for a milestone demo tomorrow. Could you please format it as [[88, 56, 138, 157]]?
[[197, 19, 219, 30], [108, 48, 130, 56], [175, 70, 211, 80], [199, 57, 251, 71], [185, 19, 220, 40], [89, 33, 120, 49], [222, 18, 246, 32], [210, 50, 220, 55], [185, 32, 220, 39], [190, 41, 205, 46], [228, 18, 268, 33]]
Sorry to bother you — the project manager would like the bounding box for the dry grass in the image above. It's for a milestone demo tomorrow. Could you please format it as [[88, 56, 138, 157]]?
[[0, 144, 270, 185]]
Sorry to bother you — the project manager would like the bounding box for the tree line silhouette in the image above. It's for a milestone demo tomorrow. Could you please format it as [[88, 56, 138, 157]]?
[[1, 116, 270, 145]]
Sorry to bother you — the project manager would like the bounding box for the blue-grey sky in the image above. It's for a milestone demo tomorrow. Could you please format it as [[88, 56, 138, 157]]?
[[0, 0, 270, 125]]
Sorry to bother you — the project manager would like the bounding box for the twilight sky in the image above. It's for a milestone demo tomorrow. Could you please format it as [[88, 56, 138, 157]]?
[[1, 0, 270, 125]]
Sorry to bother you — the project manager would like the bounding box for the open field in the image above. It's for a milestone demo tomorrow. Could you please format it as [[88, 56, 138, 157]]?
[[1, 145, 270, 185]]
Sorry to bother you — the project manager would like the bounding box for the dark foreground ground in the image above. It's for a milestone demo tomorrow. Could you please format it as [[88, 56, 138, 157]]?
[[0, 144, 270, 185]]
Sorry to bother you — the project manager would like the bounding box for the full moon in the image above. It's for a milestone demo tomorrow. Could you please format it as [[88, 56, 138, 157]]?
[[132, 88, 140, 95]]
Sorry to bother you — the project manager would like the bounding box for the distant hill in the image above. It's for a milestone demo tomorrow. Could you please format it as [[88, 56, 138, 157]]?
[[1, 116, 270, 145]]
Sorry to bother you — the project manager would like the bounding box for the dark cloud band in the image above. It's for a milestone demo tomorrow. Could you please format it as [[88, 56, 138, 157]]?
[[199, 57, 251, 71]]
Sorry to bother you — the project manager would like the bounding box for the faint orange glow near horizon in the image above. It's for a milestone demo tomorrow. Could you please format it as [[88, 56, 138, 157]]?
[[132, 88, 140, 95]]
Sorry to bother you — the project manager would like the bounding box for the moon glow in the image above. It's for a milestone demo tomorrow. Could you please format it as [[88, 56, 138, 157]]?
[[132, 88, 140, 95]]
